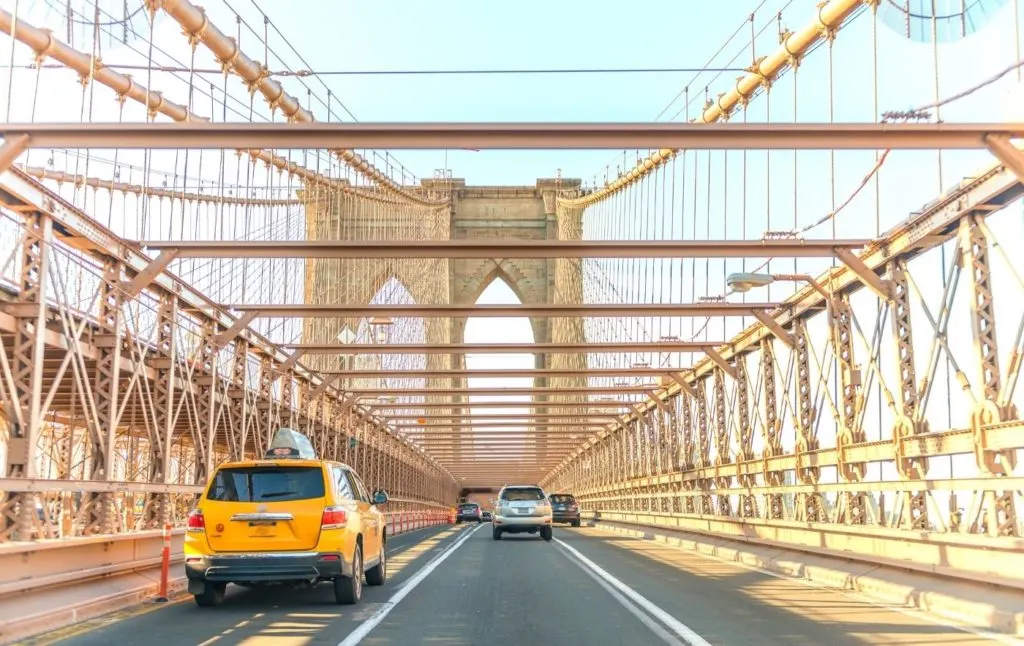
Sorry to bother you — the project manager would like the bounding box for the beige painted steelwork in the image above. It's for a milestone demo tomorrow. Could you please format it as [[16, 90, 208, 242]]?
[[0, 9, 403, 205], [3, 121, 1024, 151], [320, 368, 684, 378], [223, 303, 780, 317], [0, 0, 1021, 598], [0, 167, 457, 541], [561, 0, 868, 209], [20, 166, 302, 207], [140, 239, 871, 259], [280, 341, 723, 354]]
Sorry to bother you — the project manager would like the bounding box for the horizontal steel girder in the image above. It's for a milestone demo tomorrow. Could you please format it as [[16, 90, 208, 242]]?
[[323, 367, 685, 378], [139, 239, 871, 259], [346, 387, 654, 395], [363, 401, 633, 408], [380, 417, 610, 421], [3, 122, 1024, 150], [281, 341, 722, 354], [221, 303, 780, 317], [395, 422, 608, 428], [403, 431, 607, 437]]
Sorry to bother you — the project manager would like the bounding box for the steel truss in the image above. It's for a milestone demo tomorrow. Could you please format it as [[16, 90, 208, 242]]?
[[0, 168, 456, 541], [542, 161, 1024, 572]]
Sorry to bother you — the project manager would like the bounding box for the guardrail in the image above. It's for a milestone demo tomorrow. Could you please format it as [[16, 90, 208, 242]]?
[[0, 511, 453, 644], [385, 510, 452, 536], [0, 510, 450, 600]]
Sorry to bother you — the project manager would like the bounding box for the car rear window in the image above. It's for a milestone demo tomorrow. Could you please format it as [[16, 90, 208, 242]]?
[[501, 488, 545, 501], [206, 466, 325, 502], [549, 494, 575, 503], [459, 503, 478, 509]]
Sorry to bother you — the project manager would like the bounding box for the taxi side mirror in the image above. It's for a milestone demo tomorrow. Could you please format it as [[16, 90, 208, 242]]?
[[372, 490, 389, 505]]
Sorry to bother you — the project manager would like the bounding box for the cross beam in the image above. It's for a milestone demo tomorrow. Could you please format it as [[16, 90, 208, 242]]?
[[362, 401, 634, 408], [346, 387, 656, 395], [4, 121, 1023, 150], [385, 414, 618, 420], [322, 368, 688, 378], [222, 303, 780, 318], [281, 341, 722, 354], [141, 239, 870, 259]]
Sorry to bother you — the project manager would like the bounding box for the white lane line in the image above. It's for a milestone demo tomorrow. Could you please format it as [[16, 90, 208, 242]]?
[[559, 545, 688, 646], [337, 524, 482, 646], [554, 538, 714, 646], [589, 525, 1022, 644]]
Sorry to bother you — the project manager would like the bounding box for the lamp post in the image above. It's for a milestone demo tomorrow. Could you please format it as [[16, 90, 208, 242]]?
[[369, 316, 393, 395], [726, 272, 833, 301]]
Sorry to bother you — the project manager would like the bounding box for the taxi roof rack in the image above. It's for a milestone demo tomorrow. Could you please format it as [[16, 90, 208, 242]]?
[[264, 427, 317, 460]]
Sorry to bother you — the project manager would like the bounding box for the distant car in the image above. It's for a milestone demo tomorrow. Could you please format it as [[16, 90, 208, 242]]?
[[492, 485, 552, 541], [481, 511, 492, 522], [549, 493, 581, 527], [456, 502, 482, 523]]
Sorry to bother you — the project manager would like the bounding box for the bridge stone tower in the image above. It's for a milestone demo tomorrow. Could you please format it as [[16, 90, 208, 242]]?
[[300, 177, 587, 460]]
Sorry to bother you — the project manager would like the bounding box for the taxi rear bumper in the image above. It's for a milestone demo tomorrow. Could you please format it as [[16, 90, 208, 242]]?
[[185, 550, 351, 584]]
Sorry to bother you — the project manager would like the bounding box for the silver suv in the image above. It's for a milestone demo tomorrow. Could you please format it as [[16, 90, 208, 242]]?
[[492, 485, 553, 541]]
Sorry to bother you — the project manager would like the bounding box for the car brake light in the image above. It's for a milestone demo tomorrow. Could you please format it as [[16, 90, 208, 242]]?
[[187, 509, 205, 532], [322, 505, 348, 529]]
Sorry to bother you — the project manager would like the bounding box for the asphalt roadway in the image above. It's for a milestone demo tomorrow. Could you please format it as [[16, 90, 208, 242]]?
[[19, 523, 1014, 646]]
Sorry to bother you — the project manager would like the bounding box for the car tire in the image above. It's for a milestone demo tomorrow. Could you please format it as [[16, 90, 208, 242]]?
[[540, 526, 553, 541], [193, 582, 226, 607], [366, 544, 386, 586], [492, 526, 502, 540], [571, 519, 581, 528], [333, 544, 363, 605]]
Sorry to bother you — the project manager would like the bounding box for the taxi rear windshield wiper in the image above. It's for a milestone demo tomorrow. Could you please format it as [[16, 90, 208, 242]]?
[[261, 491, 297, 499]]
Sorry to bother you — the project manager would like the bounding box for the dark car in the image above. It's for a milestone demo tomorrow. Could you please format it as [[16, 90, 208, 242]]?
[[481, 510, 492, 522], [549, 493, 581, 527], [456, 502, 483, 523]]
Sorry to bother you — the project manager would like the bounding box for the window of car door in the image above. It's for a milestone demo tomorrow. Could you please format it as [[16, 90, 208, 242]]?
[[344, 470, 370, 504], [331, 466, 355, 502]]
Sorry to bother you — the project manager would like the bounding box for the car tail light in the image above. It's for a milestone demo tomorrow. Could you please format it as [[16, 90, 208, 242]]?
[[187, 509, 205, 532], [322, 505, 348, 529]]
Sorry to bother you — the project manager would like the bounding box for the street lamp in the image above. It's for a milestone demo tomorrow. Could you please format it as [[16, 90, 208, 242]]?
[[369, 316, 393, 345], [726, 272, 832, 301]]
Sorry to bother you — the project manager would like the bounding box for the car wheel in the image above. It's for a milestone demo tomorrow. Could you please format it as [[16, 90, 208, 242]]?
[[193, 582, 226, 607], [492, 526, 502, 540], [540, 526, 553, 541], [333, 544, 363, 604], [571, 519, 581, 528], [366, 543, 387, 586]]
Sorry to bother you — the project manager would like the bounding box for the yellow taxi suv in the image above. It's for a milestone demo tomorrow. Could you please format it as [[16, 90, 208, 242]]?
[[183, 428, 389, 607]]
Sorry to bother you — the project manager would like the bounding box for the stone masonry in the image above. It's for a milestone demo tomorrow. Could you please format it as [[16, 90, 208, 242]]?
[[300, 177, 587, 461]]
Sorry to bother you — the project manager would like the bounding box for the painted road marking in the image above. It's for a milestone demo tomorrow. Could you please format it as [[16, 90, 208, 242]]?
[[337, 524, 483, 646], [554, 537, 713, 646], [561, 547, 688, 646], [578, 524, 1022, 645]]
